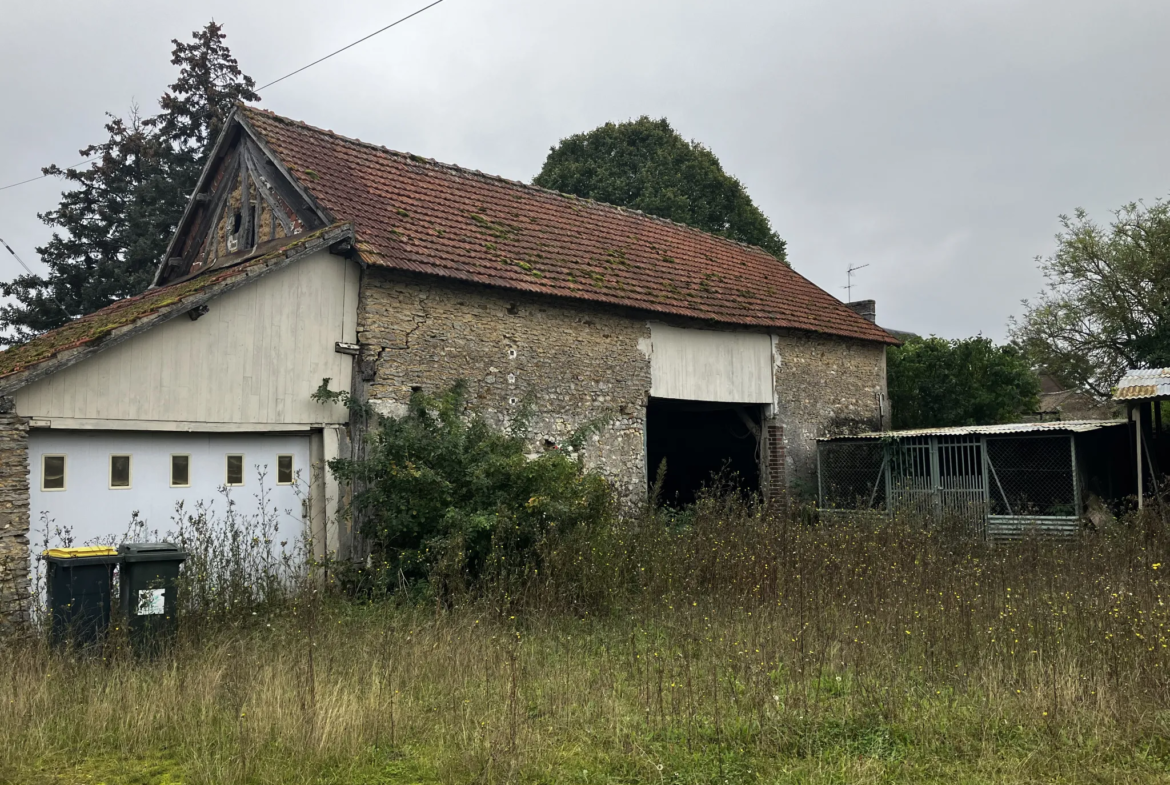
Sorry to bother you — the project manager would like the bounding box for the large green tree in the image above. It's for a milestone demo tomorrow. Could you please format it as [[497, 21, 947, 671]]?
[[533, 117, 787, 262], [1011, 200, 1170, 396], [0, 22, 258, 344], [887, 336, 1040, 429]]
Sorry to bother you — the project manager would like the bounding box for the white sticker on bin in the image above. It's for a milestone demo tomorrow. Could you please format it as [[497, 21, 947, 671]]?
[[137, 588, 166, 615]]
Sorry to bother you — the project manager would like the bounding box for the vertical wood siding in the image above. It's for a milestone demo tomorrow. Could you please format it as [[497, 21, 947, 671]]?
[[648, 323, 774, 404], [14, 251, 359, 425]]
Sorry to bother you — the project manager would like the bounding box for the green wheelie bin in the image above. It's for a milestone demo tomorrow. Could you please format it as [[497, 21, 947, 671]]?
[[118, 542, 189, 654]]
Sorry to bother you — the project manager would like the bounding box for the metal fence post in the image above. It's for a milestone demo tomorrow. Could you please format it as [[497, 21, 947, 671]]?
[[816, 442, 824, 508], [884, 442, 893, 514], [980, 436, 990, 539], [929, 437, 941, 521]]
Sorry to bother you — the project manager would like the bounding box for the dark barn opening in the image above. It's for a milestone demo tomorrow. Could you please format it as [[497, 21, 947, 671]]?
[[646, 398, 762, 506]]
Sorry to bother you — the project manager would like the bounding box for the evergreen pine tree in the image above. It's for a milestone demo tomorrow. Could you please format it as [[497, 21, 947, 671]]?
[[0, 21, 258, 344]]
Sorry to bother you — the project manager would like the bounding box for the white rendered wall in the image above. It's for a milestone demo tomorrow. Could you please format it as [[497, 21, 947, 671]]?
[[646, 323, 774, 403], [14, 250, 360, 426], [28, 430, 311, 554]]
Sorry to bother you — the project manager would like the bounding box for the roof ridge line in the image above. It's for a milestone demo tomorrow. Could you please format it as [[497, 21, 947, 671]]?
[[239, 106, 895, 344], [240, 105, 790, 264]]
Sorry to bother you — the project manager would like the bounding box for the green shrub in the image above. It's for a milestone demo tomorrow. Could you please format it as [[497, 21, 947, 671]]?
[[317, 381, 614, 593]]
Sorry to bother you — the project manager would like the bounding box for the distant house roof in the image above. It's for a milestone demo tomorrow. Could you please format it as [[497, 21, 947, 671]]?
[[0, 224, 353, 395], [1114, 368, 1170, 402], [239, 107, 897, 345], [882, 328, 920, 342], [1034, 373, 1118, 420], [1037, 389, 1118, 420], [819, 419, 1126, 441]]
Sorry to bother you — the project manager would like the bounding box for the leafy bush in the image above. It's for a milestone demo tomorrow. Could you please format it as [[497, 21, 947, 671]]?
[[887, 335, 1040, 428], [318, 382, 614, 592]]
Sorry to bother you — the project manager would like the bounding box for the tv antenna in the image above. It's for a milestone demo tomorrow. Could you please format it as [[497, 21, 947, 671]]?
[[843, 263, 870, 301]]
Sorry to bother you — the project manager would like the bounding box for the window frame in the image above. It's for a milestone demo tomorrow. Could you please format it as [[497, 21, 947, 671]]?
[[40, 454, 66, 492], [109, 454, 132, 490], [276, 454, 295, 486], [170, 454, 191, 488], [225, 454, 245, 487]]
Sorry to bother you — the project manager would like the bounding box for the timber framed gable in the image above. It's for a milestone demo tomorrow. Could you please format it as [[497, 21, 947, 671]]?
[[153, 110, 330, 287]]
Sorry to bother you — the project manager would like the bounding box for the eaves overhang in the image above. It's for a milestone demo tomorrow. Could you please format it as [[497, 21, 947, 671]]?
[[0, 223, 354, 398]]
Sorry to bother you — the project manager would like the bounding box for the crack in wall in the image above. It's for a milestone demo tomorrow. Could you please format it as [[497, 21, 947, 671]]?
[[360, 289, 430, 382], [398, 316, 425, 350], [390, 288, 430, 351]]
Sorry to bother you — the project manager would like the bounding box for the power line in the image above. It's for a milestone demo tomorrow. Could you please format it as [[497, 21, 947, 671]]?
[[0, 236, 75, 319], [0, 157, 101, 192], [256, 0, 446, 91], [0, 0, 448, 192]]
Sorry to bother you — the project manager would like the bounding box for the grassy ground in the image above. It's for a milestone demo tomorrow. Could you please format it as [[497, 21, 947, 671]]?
[[5, 504, 1170, 784]]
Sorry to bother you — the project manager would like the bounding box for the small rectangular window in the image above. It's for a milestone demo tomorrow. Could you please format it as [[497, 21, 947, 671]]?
[[276, 454, 294, 485], [42, 455, 65, 491], [171, 455, 190, 487], [226, 454, 244, 486], [110, 455, 131, 489]]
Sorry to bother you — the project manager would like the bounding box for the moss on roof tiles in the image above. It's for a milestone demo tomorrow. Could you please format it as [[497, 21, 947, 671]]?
[[0, 226, 346, 382], [238, 106, 898, 345]]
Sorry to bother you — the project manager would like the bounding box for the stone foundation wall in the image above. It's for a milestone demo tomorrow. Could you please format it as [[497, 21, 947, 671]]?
[[356, 270, 652, 500], [771, 331, 888, 498], [0, 411, 30, 630]]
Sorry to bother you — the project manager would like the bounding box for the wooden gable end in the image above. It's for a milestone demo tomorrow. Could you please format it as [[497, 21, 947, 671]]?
[[154, 116, 329, 287]]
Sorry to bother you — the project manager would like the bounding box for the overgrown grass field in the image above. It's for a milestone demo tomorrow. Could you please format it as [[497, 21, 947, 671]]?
[[4, 496, 1170, 784]]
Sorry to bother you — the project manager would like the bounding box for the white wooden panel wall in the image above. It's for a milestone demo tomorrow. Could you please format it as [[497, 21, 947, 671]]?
[[15, 251, 359, 425], [28, 429, 312, 547], [648, 323, 774, 403]]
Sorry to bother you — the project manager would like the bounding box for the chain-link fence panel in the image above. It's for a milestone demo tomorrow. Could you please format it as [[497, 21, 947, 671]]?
[[818, 441, 886, 510], [986, 435, 1076, 517]]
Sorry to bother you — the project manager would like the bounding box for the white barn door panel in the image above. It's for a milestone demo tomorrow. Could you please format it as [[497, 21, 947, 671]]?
[[647, 323, 773, 403]]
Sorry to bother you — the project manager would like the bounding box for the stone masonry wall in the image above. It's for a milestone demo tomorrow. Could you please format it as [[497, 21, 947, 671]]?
[[771, 330, 888, 498], [356, 268, 888, 505], [356, 269, 653, 501], [0, 410, 30, 630]]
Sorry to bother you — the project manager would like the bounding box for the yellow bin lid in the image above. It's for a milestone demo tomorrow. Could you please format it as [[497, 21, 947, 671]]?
[[43, 546, 118, 559]]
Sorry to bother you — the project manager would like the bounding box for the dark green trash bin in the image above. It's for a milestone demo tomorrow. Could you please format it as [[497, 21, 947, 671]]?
[[118, 542, 188, 653], [43, 546, 122, 648]]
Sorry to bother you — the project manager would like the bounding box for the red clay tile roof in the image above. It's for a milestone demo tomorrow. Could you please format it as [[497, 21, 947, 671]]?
[[0, 225, 351, 386], [242, 107, 897, 345]]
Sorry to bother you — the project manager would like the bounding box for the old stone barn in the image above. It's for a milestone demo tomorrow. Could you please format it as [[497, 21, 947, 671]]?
[[0, 106, 895, 622]]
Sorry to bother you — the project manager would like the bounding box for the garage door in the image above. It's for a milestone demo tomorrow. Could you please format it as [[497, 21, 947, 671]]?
[[28, 430, 312, 552]]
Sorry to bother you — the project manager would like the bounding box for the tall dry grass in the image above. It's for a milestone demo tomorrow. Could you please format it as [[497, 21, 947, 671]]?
[[3, 494, 1170, 783]]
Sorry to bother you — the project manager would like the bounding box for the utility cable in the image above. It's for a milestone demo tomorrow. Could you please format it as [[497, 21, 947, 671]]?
[[0, 236, 75, 319], [255, 0, 446, 91], [0, 0, 448, 192], [0, 157, 101, 192]]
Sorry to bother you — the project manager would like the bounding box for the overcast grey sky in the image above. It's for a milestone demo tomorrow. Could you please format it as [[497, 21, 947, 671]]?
[[2, 0, 1168, 340]]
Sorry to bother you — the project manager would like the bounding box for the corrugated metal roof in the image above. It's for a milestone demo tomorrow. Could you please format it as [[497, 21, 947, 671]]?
[[818, 419, 1127, 441], [1114, 368, 1170, 401]]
